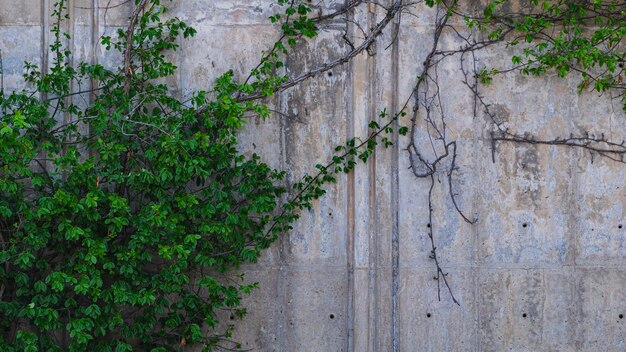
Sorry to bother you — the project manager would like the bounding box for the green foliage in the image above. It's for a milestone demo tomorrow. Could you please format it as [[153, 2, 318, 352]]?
[[0, 0, 402, 350], [469, 0, 626, 108], [476, 68, 498, 85]]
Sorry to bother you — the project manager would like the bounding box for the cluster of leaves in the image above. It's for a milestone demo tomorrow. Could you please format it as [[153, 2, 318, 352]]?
[[462, 0, 626, 108], [0, 0, 404, 350]]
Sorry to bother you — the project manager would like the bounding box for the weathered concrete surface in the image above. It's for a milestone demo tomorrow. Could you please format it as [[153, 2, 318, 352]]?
[[1, 1, 625, 351]]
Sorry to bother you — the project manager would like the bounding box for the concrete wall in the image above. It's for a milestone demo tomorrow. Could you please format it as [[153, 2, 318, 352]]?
[[1, 1, 625, 351]]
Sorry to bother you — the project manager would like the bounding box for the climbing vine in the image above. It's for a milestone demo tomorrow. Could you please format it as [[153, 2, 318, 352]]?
[[0, 0, 404, 350], [406, 0, 626, 305], [1, 0, 625, 350]]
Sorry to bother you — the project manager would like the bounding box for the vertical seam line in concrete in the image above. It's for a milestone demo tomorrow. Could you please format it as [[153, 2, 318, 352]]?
[[367, 6, 378, 350], [470, 51, 482, 352], [390, 7, 400, 352], [569, 131, 583, 349], [65, 0, 75, 126], [570, 92, 582, 350], [91, 0, 99, 65], [277, 91, 288, 351], [465, 24, 482, 349], [40, 0, 50, 171], [346, 11, 356, 352], [41, 0, 49, 98], [90, 0, 99, 100], [473, 191, 481, 352], [88, 0, 99, 158], [177, 0, 183, 98]]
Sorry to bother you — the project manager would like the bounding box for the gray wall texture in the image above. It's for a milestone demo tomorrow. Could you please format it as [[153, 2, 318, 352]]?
[[1, 1, 625, 351]]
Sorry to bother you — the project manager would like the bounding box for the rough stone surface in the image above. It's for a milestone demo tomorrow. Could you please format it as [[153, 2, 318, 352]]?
[[1, 1, 625, 351]]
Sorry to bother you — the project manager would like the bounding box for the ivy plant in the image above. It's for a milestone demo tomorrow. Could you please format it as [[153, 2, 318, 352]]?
[[0, 0, 404, 350], [462, 0, 626, 108]]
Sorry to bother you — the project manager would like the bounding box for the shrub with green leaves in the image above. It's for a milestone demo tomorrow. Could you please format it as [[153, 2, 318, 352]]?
[[0, 0, 401, 350]]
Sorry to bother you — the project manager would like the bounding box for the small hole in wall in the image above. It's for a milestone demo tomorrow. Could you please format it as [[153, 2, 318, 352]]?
[[230, 315, 234, 320], [327, 71, 333, 77], [329, 314, 335, 320], [328, 212, 332, 217], [619, 314, 624, 319], [619, 224, 623, 229], [522, 313, 527, 318], [426, 313, 432, 318], [427, 223, 431, 228], [522, 223, 528, 228]]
